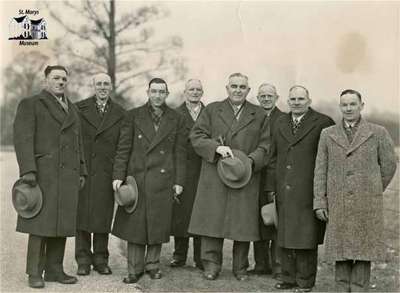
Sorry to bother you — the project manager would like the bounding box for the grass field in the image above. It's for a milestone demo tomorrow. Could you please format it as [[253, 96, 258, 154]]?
[[1, 149, 398, 292]]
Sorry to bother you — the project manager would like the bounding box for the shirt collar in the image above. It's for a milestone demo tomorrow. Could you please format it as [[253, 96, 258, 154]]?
[[343, 116, 361, 128]]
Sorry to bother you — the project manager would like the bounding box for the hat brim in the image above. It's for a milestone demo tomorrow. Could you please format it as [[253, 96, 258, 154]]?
[[217, 149, 252, 189], [12, 179, 43, 219], [114, 176, 139, 214], [261, 201, 278, 228]]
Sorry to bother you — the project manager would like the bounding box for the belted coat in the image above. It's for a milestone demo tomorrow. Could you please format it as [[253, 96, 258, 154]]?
[[171, 102, 204, 237], [188, 99, 270, 241], [13, 90, 87, 237], [265, 108, 334, 249], [75, 97, 125, 233], [314, 119, 397, 261], [112, 103, 187, 245]]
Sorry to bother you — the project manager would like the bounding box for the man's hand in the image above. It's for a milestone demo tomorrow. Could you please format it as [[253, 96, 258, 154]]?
[[216, 146, 234, 158], [315, 208, 329, 222], [265, 191, 276, 203], [21, 172, 37, 187], [79, 176, 85, 190], [173, 185, 183, 195], [113, 180, 123, 191]]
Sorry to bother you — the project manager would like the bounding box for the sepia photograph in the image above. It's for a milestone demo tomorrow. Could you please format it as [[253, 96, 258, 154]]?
[[0, 0, 399, 292]]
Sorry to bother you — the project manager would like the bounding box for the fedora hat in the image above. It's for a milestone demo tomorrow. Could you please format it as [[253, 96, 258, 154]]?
[[261, 200, 278, 228], [114, 176, 139, 214], [217, 149, 252, 189], [12, 179, 43, 219]]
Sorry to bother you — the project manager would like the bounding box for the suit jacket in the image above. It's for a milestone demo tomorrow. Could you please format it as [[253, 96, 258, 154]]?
[[112, 103, 187, 244], [314, 119, 397, 261], [75, 96, 125, 233], [13, 90, 87, 237], [171, 102, 205, 237], [188, 99, 270, 241], [265, 108, 334, 249]]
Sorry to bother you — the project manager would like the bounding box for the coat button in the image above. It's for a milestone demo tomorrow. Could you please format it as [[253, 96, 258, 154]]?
[[160, 169, 166, 174], [160, 150, 165, 155], [92, 153, 96, 158], [346, 171, 354, 176], [60, 163, 64, 168], [286, 165, 291, 170], [348, 190, 354, 195], [286, 185, 291, 190], [138, 134, 142, 139]]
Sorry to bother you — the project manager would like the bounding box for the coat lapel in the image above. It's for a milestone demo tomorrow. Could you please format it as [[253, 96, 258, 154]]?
[[38, 90, 67, 126], [134, 104, 156, 143], [96, 100, 124, 136], [77, 97, 102, 129], [278, 115, 295, 144], [232, 102, 256, 135], [146, 107, 176, 153], [291, 109, 318, 145], [346, 119, 373, 155], [328, 122, 350, 149], [61, 99, 78, 130], [217, 99, 236, 129]]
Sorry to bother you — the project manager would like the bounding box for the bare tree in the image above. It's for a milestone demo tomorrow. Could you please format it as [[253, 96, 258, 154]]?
[[44, 0, 187, 105]]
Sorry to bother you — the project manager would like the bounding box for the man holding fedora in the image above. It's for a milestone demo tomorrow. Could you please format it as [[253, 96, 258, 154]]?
[[74, 73, 125, 276], [188, 72, 270, 281], [170, 79, 205, 270], [112, 78, 187, 283], [248, 83, 285, 278], [13, 65, 87, 288]]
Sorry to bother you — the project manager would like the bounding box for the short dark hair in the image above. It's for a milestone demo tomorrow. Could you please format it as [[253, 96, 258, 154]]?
[[44, 65, 69, 77], [340, 89, 362, 102], [148, 78, 168, 93]]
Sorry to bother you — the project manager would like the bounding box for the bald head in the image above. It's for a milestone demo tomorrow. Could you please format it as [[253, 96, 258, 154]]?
[[184, 79, 203, 103], [93, 73, 112, 101]]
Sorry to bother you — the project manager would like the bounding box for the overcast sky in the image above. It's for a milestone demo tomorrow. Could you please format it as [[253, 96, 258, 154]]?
[[1, 1, 399, 115]]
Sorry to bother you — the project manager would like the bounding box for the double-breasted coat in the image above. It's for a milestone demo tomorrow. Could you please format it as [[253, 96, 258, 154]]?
[[13, 90, 87, 237], [314, 119, 397, 261], [188, 99, 270, 241], [75, 97, 125, 233], [265, 108, 334, 249], [171, 102, 204, 237], [259, 107, 285, 240], [112, 103, 187, 245]]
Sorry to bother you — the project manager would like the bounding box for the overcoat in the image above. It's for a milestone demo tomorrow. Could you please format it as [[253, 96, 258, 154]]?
[[171, 102, 204, 237], [188, 99, 270, 241], [75, 97, 125, 233], [265, 108, 334, 249], [259, 107, 285, 240], [314, 119, 397, 261], [112, 103, 187, 245], [13, 90, 87, 237]]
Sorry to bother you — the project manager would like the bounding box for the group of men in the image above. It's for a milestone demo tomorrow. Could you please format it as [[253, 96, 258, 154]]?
[[13, 65, 397, 292]]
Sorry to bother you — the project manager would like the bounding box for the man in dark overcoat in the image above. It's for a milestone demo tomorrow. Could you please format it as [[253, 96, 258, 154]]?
[[188, 73, 270, 281], [13, 65, 87, 288], [170, 79, 205, 270], [111, 78, 187, 283], [248, 83, 284, 278], [74, 73, 125, 276], [266, 85, 334, 292]]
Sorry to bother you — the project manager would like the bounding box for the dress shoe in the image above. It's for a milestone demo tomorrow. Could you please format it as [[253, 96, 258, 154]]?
[[93, 264, 112, 275], [28, 275, 45, 288], [77, 264, 90, 276], [275, 282, 297, 290], [195, 262, 204, 271], [123, 272, 144, 284], [234, 273, 249, 281], [294, 286, 312, 292], [147, 269, 162, 279], [248, 268, 272, 275], [170, 259, 185, 268], [44, 272, 78, 284], [203, 272, 218, 280]]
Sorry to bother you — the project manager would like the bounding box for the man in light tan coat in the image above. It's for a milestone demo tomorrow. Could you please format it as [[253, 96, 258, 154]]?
[[313, 89, 397, 292]]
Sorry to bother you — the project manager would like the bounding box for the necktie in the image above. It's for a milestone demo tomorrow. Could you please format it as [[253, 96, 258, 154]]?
[[292, 118, 300, 134]]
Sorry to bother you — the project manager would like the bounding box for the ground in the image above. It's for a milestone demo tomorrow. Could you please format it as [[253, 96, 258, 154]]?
[[1, 149, 399, 292]]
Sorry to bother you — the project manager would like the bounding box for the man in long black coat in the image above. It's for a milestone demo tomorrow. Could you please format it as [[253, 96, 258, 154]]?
[[266, 85, 334, 292], [248, 83, 284, 278], [13, 65, 87, 288], [170, 79, 205, 270], [75, 73, 125, 276]]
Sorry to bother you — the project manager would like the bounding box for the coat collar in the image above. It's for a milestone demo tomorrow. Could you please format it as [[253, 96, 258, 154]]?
[[217, 98, 255, 134], [38, 90, 76, 130], [178, 101, 205, 124], [278, 108, 318, 145], [147, 106, 177, 153], [328, 118, 373, 155]]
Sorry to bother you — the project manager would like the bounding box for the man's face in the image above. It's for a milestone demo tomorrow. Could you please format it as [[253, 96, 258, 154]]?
[[287, 87, 311, 115], [340, 93, 364, 122], [226, 76, 250, 105], [46, 69, 68, 96], [147, 82, 168, 107], [257, 86, 278, 110], [184, 80, 203, 103], [94, 74, 112, 101]]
